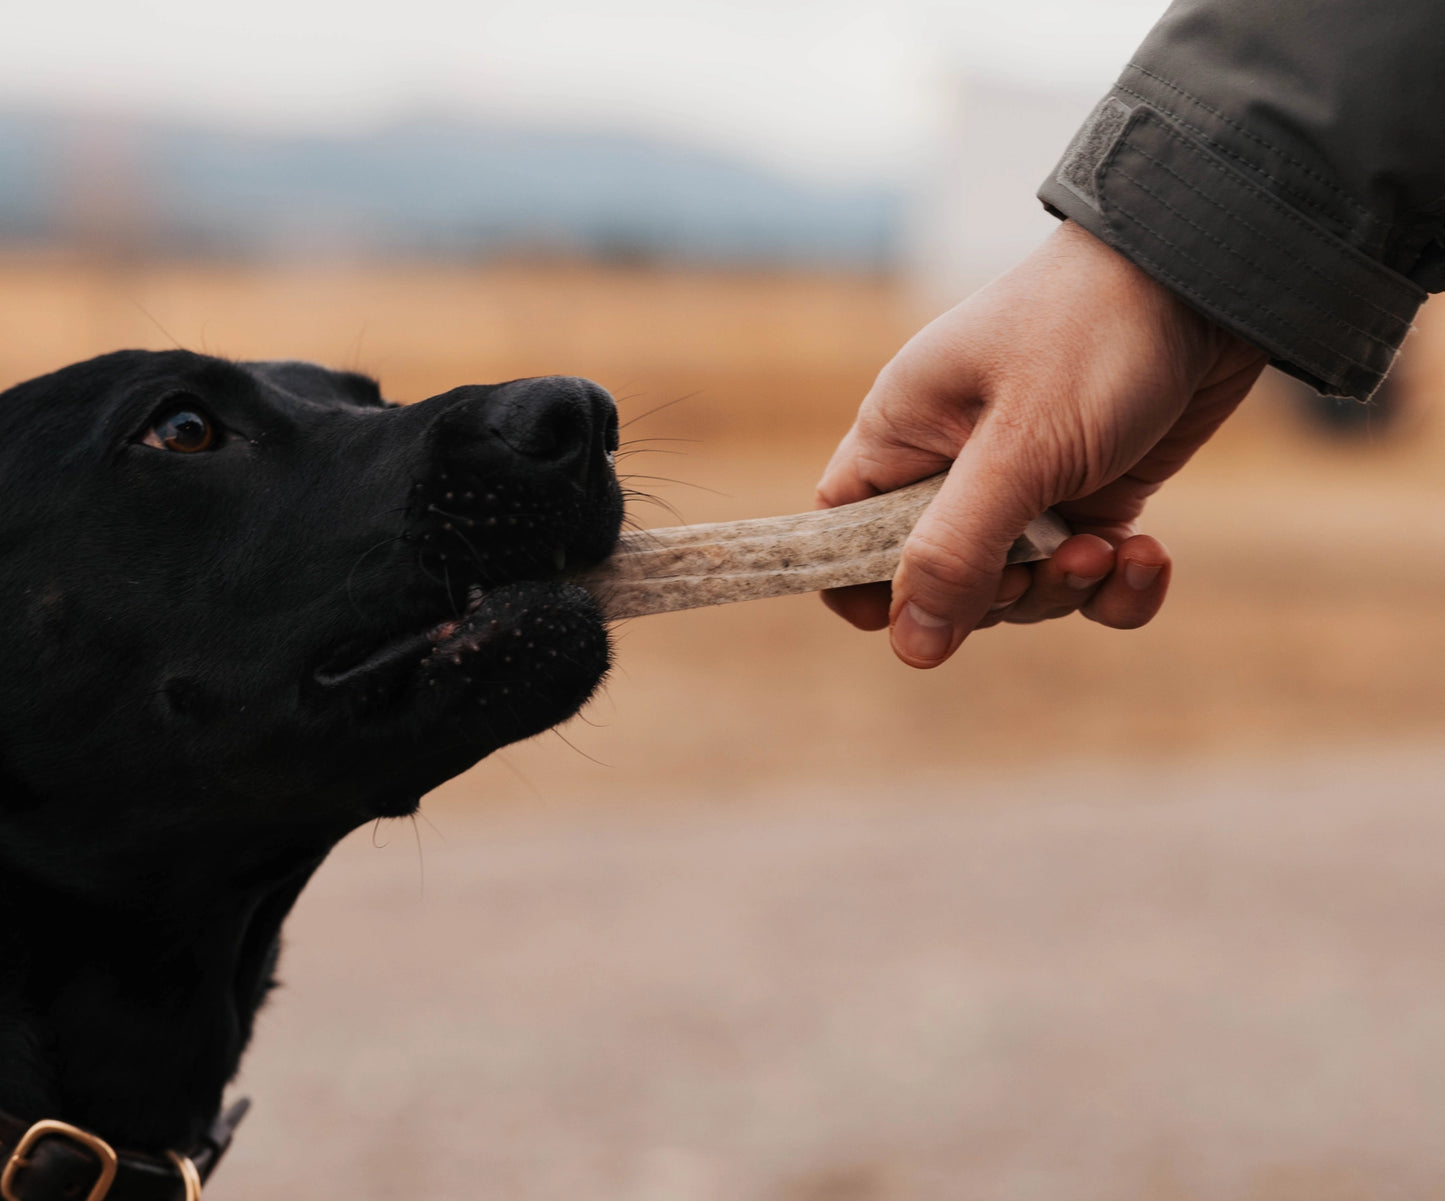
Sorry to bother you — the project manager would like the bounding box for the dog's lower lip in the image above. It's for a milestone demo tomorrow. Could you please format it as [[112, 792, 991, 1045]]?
[[314, 566, 602, 696], [314, 589, 490, 690], [312, 628, 434, 689], [426, 585, 487, 646]]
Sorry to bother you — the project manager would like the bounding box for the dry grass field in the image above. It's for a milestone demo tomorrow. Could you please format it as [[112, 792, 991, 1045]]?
[[5, 251, 1444, 797], [5, 254, 1445, 1199]]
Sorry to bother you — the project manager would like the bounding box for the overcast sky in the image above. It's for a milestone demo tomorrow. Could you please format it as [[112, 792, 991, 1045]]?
[[1, 0, 1166, 183]]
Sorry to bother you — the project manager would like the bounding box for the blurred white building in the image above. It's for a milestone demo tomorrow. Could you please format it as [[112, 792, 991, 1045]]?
[[905, 74, 1100, 303]]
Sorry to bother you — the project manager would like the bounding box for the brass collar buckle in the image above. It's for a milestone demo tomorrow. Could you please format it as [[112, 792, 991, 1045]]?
[[166, 1150, 203, 1201], [1, 1119, 119, 1201]]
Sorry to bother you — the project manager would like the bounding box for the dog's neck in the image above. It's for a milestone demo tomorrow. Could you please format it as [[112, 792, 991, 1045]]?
[[0, 838, 326, 1153]]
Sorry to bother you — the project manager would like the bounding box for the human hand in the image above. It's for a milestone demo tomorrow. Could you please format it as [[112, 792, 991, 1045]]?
[[816, 220, 1269, 668]]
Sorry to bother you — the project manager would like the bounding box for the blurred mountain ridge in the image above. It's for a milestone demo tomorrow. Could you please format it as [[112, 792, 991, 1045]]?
[[0, 107, 903, 267]]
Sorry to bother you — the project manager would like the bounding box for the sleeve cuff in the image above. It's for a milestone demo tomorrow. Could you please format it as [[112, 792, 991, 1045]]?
[[1039, 94, 1426, 399]]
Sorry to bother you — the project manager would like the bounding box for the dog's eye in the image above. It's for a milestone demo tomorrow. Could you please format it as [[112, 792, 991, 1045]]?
[[143, 410, 217, 453]]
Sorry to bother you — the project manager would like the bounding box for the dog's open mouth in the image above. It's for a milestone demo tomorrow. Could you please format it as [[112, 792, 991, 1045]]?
[[309, 578, 609, 731]]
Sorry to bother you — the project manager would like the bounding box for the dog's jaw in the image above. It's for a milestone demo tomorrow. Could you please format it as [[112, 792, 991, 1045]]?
[[417, 579, 611, 729]]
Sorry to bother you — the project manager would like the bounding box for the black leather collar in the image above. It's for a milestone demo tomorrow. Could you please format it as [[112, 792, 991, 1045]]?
[[0, 1098, 247, 1201]]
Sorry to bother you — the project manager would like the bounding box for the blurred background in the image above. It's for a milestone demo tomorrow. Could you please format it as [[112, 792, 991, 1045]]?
[[6, 2, 1445, 1198]]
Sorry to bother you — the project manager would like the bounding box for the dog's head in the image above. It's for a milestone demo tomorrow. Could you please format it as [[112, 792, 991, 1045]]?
[[0, 349, 622, 875]]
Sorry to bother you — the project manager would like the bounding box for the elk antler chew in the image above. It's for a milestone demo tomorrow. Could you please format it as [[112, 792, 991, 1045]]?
[[572, 473, 1071, 621]]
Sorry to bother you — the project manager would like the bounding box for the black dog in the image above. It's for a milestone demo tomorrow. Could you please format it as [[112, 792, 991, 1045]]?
[[0, 350, 622, 1198]]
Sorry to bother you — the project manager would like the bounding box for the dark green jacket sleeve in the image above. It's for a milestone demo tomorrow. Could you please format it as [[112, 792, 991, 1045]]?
[[1039, 0, 1445, 398]]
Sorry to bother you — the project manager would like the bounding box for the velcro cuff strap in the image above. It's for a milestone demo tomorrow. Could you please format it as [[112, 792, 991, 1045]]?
[[1041, 99, 1425, 399]]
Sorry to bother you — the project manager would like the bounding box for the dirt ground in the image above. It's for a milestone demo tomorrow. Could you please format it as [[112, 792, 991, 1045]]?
[[217, 746, 1445, 1201], [4, 257, 1445, 1198]]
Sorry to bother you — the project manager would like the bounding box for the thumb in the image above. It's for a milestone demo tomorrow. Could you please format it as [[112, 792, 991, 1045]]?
[[889, 426, 1048, 668]]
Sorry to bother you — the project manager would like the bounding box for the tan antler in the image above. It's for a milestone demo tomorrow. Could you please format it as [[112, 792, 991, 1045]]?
[[573, 474, 1070, 620]]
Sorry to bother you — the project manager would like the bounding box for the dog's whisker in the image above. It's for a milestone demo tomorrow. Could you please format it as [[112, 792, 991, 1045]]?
[[425, 504, 477, 525], [618, 390, 701, 431], [614, 447, 690, 461], [440, 559, 459, 616], [416, 556, 450, 592], [346, 534, 409, 619], [547, 724, 612, 768], [620, 489, 686, 524], [370, 818, 391, 849], [129, 298, 187, 351], [345, 323, 370, 374], [414, 808, 447, 844], [619, 435, 701, 447], [569, 702, 612, 729], [437, 524, 488, 582], [408, 813, 426, 898], [619, 473, 729, 498], [490, 751, 543, 799]]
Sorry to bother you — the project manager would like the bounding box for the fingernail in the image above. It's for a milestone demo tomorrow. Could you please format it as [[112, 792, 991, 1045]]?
[[1124, 562, 1162, 591], [988, 598, 1015, 612], [895, 602, 955, 663], [1064, 573, 1106, 591]]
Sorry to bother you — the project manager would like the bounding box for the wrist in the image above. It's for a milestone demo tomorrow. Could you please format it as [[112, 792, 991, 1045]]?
[[1055, 219, 1267, 381]]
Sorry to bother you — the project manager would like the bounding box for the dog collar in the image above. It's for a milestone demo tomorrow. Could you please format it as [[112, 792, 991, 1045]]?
[[0, 1098, 248, 1201]]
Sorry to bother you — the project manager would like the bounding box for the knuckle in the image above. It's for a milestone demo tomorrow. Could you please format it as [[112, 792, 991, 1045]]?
[[904, 528, 995, 596]]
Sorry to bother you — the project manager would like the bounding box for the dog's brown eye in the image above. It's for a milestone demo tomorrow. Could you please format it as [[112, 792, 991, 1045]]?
[[144, 410, 215, 453]]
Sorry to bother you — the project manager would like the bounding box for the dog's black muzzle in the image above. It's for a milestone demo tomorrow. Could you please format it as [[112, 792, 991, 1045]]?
[[409, 375, 622, 594], [304, 375, 624, 794]]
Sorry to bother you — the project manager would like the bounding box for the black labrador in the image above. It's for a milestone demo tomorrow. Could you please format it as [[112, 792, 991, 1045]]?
[[0, 350, 622, 1198]]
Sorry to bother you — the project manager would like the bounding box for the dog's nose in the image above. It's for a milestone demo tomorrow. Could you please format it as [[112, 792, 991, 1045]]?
[[426, 376, 618, 488], [472, 376, 617, 489], [410, 375, 625, 585], [494, 377, 614, 463]]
